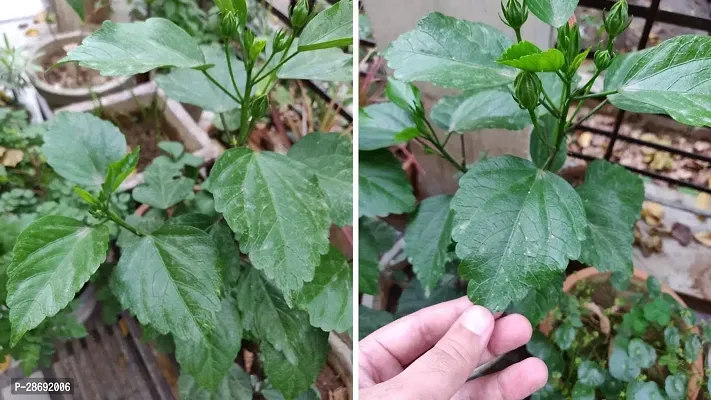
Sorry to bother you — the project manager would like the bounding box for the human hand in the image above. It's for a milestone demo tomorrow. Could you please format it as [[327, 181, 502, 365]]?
[[359, 297, 548, 400]]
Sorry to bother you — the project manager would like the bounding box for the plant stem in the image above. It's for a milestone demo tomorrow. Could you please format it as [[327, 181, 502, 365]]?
[[540, 99, 560, 119], [224, 41, 244, 102], [108, 210, 141, 236], [253, 52, 299, 86], [238, 68, 253, 146], [567, 99, 609, 132], [201, 70, 241, 105], [528, 108, 553, 150], [573, 89, 617, 101], [219, 112, 237, 146], [515, 28, 522, 42], [543, 75, 572, 170]]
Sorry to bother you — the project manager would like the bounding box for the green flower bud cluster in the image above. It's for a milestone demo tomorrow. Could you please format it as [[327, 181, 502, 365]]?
[[513, 71, 542, 110], [500, 0, 528, 31], [604, 0, 631, 38], [272, 29, 291, 54], [556, 22, 580, 65], [290, 0, 310, 31], [215, 0, 247, 38]]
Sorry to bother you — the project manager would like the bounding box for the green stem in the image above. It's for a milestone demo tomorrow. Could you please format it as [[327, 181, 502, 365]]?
[[442, 131, 454, 147], [543, 77, 572, 170], [219, 112, 237, 146], [253, 51, 300, 86], [573, 90, 617, 101], [201, 70, 241, 105], [567, 99, 609, 132], [540, 98, 560, 119], [528, 108, 553, 150], [108, 210, 141, 236], [515, 28, 522, 42], [224, 41, 244, 102], [238, 70, 253, 146]]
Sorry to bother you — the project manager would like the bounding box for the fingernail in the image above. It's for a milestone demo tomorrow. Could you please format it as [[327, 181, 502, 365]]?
[[460, 305, 493, 335]]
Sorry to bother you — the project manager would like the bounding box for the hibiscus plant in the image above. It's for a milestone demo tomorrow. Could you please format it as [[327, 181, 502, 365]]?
[[4, 1, 353, 399]]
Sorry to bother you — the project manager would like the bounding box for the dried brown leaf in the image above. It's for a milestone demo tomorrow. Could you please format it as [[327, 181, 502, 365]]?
[[694, 231, 711, 247]]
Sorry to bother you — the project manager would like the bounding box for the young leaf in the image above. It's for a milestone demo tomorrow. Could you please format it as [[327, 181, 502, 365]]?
[[386, 78, 423, 114], [359, 306, 394, 339], [205, 148, 330, 297], [626, 381, 663, 399], [103, 147, 140, 195], [497, 41, 565, 72], [571, 382, 594, 400], [628, 338, 657, 368], [178, 364, 253, 400], [431, 86, 530, 133], [646, 276, 662, 296], [359, 217, 398, 295], [508, 273, 564, 325], [575, 160, 644, 275], [359, 150, 416, 218], [684, 334, 701, 362], [665, 374, 687, 400], [155, 44, 244, 113], [609, 347, 640, 382], [383, 12, 516, 90], [42, 112, 127, 187], [59, 18, 208, 75], [278, 49, 353, 81], [664, 326, 681, 349], [236, 266, 313, 362], [642, 297, 671, 325], [110, 224, 221, 340], [132, 162, 194, 209], [298, 0, 353, 51], [451, 156, 587, 311], [260, 329, 328, 400], [174, 297, 242, 390], [405, 195, 454, 296], [526, 0, 579, 27], [288, 133, 353, 227], [577, 360, 606, 387], [6, 216, 109, 345], [608, 35, 711, 127], [359, 103, 417, 151], [294, 246, 352, 333], [553, 322, 576, 350]]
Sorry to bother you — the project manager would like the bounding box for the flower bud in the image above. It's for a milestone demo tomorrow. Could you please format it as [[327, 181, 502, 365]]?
[[556, 22, 580, 64], [272, 29, 290, 54], [249, 39, 267, 61], [514, 71, 542, 110], [500, 0, 528, 30], [242, 29, 255, 52], [290, 0, 310, 31], [604, 0, 631, 37], [219, 11, 239, 38], [594, 49, 613, 71], [215, 0, 247, 27], [249, 95, 269, 121]]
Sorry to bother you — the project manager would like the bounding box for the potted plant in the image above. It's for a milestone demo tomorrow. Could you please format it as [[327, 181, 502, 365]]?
[[2, 1, 353, 399], [358, 0, 711, 396], [531, 269, 706, 399]]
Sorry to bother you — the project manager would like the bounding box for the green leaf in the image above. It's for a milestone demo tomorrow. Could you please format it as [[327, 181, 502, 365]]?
[[578, 360, 606, 387], [647, 276, 662, 296], [359, 217, 398, 295], [642, 297, 671, 325], [603, 48, 665, 115], [533, 384, 565, 400], [553, 322, 576, 350], [626, 381, 664, 400], [132, 162, 194, 209], [664, 326, 681, 349], [6, 216, 109, 345], [42, 112, 127, 187], [526, 0, 579, 27], [431, 86, 530, 133], [575, 160, 644, 275], [261, 330, 328, 400], [359, 150, 416, 218], [628, 338, 656, 368], [67, 0, 85, 21], [236, 266, 313, 362], [609, 347, 640, 382], [600, 374, 626, 399], [110, 224, 221, 340], [178, 364, 253, 400], [571, 382, 595, 400], [59, 18, 208, 75], [451, 156, 587, 311], [278, 49, 353, 81], [174, 297, 242, 390], [158, 141, 185, 159], [529, 112, 565, 172], [288, 133, 353, 227], [684, 334, 701, 362], [383, 12, 516, 90], [396, 275, 464, 317], [294, 246, 352, 333], [386, 77, 423, 113], [155, 44, 244, 113], [497, 41, 565, 72], [298, 0, 353, 51], [207, 220, 242, 288], [608, 35, 711, 127], [527, 331, 565, 377], [103, 147, 140, 195], [405, 195, 454, 296], [665, 374, 687, 400], [359, 103, 417, 151], [508, 273, 564, 325], [206, 148, 331, 297], [358, 306, 394, 338]]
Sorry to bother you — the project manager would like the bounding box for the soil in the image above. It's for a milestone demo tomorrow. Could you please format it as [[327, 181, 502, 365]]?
[[38, 50, 112, 89], [99, 108, 178, 171], [315, 364, 349, 400]]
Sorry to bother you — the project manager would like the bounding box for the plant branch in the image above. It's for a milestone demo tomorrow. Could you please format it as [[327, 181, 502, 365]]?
[[528, 108, 553, 150], [238, 67, 253, 146], [224, 41, 244, 102], [201, 70, 241, 105], [253, 51, 300, 85], [108, 209, 141, 236], [573, 89, 617, 101], [219, 112, 237, 146], [540, 99, 560, 118], [567, 99, 609, 132]]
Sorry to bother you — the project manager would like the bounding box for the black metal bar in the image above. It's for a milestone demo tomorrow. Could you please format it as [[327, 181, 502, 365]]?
[[603, 111, 626, 160], [578, 0, 711, 32], [568, 151, 711, 194], [637, 0, 663, 49]]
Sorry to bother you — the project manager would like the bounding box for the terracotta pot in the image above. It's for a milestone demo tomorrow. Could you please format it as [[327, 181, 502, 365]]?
[[541, 267, 704, 400]]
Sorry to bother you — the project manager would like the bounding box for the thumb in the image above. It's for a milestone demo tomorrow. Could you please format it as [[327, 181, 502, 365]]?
[[392, 305, 495, 400]]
